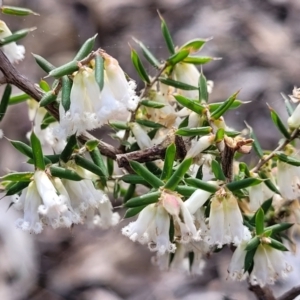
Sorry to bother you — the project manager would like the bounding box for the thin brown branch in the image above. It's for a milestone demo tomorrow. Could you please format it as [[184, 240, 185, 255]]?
[[277, 285, 300, 300], [0, 76, 7, 85], [249, 284, 276, 300]]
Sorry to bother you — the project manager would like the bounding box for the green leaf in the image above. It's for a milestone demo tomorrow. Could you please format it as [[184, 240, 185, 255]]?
[[209, 100, 247, 112], [39, 91, 57, 107], [122, 174, 149, 185], [245, 122, 263, 158], [158, 11, 175, 54], [161, 143, 176, 181], [0, 172, 33, 182], [32, 53, 55, 73], [132, 37, 160, 68], [0, 27, 36, 46], [113, 181, 120, 199], [39, 80, 51, 92], [60, 134, 77, 163], [281, 93, 294, 117], [175, 185, 197, 197], [244, 244, 258, 273], [210, 91, 239, 120], [41, 113, 56, 129], [269, 238, 288, 251], [226, 178, 262, 192], [48, 61, 79, 78], [90, 148, 108, 178], [196, 165, 203, 179], [125, 191, 160, 207], [109, 121, 130, 130], [199, 71, 208, 102], [250, 198, 273, 225], [1, 6, 39, 16], [30, 131, 45, 170], [164, 158, 192, 190], [255, 208, 265, 235], [75, 155, 107, 179], [178, 116, 189, 128], [124, 205, 147, 218], [130, 161, 164, 189], [159, 78, 198, 91], [85, 140, 99, 152], [245, 236, 260, 251], [49, 166, 82, 181], [5, 181, 30, 196], [140, 100, 165, 109], [176, 126, 212, 137], [264, 223, 293, 234], [0, 84, 11, 122], [131, 48, 150, 84], [225, 130, 241, 137], [107, 157, 114, 177], [180, 38, 208, 53], [135, 119, 165, 128], [95, 53, 104, 90], [10, 140, 33, 158], [174, 94, 205, 114], [166, 49, 189, 65], [123, 184, 136, 203], [61, 75, 72, 111], [239, 162, 250, 178], [259, 171, 280, 195], [268, 104, 290, 139], [185, 178, 218, 193], [145, 162, 162, 176], [215, 128, 224, 143], [8, 93, 30, 105], [74, 34, 97, 61], [276, 153, 300, 166], [211, 160, 226, 181], [183, 56, 217, 65]]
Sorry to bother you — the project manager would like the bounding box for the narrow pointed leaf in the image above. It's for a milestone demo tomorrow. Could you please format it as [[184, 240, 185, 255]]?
[[30, 131, 45, 170], [185, 178, 218, 193], [50, 166, 82, 181], [74, 34, 97, 61], [39, 80, 51, 92], [140, 100, 165, 108], [48, 61, 79, 78], [210, 91, 239, 119], [90, 148, 108, 177], [107, 157, 114, 177], [145, 162, 162, 176], [123, 184, 136, 203], [245, 236, 260, 252], [183, 56, 216, 64], [95, 53, 104, 90], [166, 49, 189, 65], [209, 100, 247, 112], [158, 12, 175, 54], [131, 48, 150, 83], [10, 140, 33, 158], [199, 71, 208, 102], [259, 171, 280, 195], [5, 181, 30, 196], [161, 143, 176, 181], [269, 238, 288, 251], [226, 178, 262, 192], [244, 247, 257, 273], [124, 191, 160, 207], [175, 185, 197, 197], [85, 140, 99, 152], [32, 53, 55, 73], [122, 174, 149, 185], [178, 116, 189, 128], [211, 160, 226, 181], [135, 119, 165, 128], [164, 158, 192, 190], [109, 121, 129, 130], [113, 181, 120, 199], [0, 27, 36, 46], [39, 91, 57, 107], [75, 155, 107, 178], [264, 223, 293, 234], [180, 38, 208, 53], [215, 128, 224, 143], [61, 75, 72, 111], [159, 78, 197, 90], [277, 153, 300, 166], [245, 122, 263, 158], [8, 93, 30, 105], [268, 105, 290, 139], [133, 37, 160, 68], [130, 161, 164, 189], [174, 94, 205, 114], [255, 208, 265, 235], [41, 113, 56, 129], [281, 93, 293, 117], [60, 134, 77, 163], [250, 198, 273, 225], [124, 205, 147, 218], [176, 126, 211, 137], [1, 6, 39, 16], [0, 84, 11, 122], [0, 172, 33, 182], [239, 162, 251, 178]]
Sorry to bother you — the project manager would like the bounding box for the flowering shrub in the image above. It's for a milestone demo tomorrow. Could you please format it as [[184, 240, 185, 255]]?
[[0, 4, 300, 299]]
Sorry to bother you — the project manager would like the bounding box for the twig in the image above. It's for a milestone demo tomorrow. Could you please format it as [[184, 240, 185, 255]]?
[[251, 128, 300, 173], [277, 285, 300, 300], [0, 76, 7, 85], [249, 284, 276, 300]]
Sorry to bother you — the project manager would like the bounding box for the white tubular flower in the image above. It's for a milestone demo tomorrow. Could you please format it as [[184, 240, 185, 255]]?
[[248, 181, 274, 212], [208, 188, 247, 247], [34, 170, 70, 229], [129, 122, 152, 149], [59, 67, 100, 136], [287, 103, 300, 128], [250, 244, 292, 287], [228, 241, 248, 281], [15, 183, 43, 234], [277, 160, 300, 200], [0, 21, 25, 63], [186, 134, 215, 159]]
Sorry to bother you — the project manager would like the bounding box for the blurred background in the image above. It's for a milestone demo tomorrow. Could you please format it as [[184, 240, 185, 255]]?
[[0, 0, 300, 299]]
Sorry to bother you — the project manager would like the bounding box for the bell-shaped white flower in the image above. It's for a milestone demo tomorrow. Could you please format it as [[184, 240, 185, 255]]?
[[186, 134, 215, 159], [228, 241, 248, 281], [288, 103, 300, 128], [129, 122, 152, 149], [277, 160, 300, 200], [0, 21, 25, 63]]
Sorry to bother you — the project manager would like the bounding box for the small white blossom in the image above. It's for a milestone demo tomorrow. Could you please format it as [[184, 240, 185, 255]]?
[[228, 241, 248, 281], [186, 135, 215, 159], [129, 122, 152, 149], [0, 21, 25, 64]]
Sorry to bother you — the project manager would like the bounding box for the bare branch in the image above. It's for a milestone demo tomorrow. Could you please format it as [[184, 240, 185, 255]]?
[[277, 285, 300, 300], [249, 284, 276, 300]]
